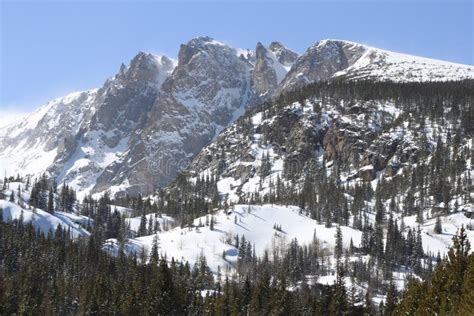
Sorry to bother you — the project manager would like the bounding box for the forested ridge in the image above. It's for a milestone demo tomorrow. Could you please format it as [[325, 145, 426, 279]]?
[[0, 218, 367, 315], [1, 216, 472, 314], [1, 79, 473, 314]]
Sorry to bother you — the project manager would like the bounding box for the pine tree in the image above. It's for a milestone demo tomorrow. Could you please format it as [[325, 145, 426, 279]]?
[[457, 253, 474, 315], [434, 216, 442, 234], [334, 226, 343, 260], [47, 189, 54, 214], [16, 184, 21, 202], [385, 279, 398, 315], [395, 226, 472, 315], [139, 213, 147, 237], [150, 235, 160, 265]]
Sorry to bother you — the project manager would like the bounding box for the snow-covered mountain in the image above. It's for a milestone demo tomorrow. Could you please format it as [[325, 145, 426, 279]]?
[[251, 41, 298, 102], [0, 182, 91, 238], [279, 39, 473, 92], [1, 38, 473, 199], [148, 77, 473, 295]]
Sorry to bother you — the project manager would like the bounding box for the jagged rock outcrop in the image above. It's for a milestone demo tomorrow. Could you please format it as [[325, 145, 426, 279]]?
[[1, 37, 473, 198], [93, 37, 253, 195], [278, 40, 367, 93], [175, 80, 473, 204], [269, 42, 298, 66], [251, 42, 298, 101]]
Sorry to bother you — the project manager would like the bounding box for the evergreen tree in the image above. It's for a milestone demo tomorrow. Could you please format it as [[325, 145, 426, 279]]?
[[210, 216, 214, 231], [395, 227, 473, 315], [139, 213, 147, 237], [434, 216, 442, 234], [334, 226, 343, 260], [47, 189, 54, 214], [385, 279, 398, 315]]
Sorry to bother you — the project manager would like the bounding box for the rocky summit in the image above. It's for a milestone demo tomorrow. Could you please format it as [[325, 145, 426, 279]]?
[[1, 38, 473, 198]]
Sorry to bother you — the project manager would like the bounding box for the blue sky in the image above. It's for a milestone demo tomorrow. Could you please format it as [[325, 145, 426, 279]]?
[[1, 0, 472, 113]]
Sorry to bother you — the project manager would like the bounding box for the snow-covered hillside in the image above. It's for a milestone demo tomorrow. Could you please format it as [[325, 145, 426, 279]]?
[[104, 204, 474, 276], [279, 39, 473, 93], [1, 38, 472, 199], [0, 182, 91, 238], [334, 41, 474, 82], [0, 90, 98, 177], [104, 204, 361, 272]]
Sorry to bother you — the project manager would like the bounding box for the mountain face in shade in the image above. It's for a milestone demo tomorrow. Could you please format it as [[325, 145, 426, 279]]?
[[251, 41, 298, 102], [93, 37, 254, 195], [1, 37, 472, 198]]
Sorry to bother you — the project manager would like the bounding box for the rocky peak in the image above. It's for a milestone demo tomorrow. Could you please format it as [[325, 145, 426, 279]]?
[[251, 42, 279, 99], [278, 39, 367, 93], [92, 37, 252, 195], [161, 36, 249, 117], [251, 41, 297, 102], [269, 41, 298, 66], [88, 52, 176, 132], [176, 36, 227, 67], [114, 52, 175, 89]]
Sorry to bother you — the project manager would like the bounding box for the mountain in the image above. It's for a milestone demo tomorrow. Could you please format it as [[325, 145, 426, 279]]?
[[1, 38, 472, 199], [251, 41, 298, 101], [279, 39, 473, 92], [148, 78, 473, 300], [1, 42, 473, 311], [177, 80, 473, 210], [93, 37, 254, 196]]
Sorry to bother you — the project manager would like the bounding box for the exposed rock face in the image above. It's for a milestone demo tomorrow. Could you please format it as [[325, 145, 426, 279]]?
[[94, 37, 254, 195], [269, 41, 298, 66], [322, 121, 374, 163], [91, 53, 175, 131], [176, 83, 471, 203], [251, 42, 298, 102], [252, 42, 280, 99], [1, 37, 473, 198], [278, 39, 366, 93], [51, 52, 176, 194]]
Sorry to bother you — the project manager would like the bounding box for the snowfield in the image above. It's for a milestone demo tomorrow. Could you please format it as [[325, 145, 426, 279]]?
[[104, 203, 474, 276], [331, 40, 474, 82], [0, 200, 90, 238], [105, 204, 363, 273]]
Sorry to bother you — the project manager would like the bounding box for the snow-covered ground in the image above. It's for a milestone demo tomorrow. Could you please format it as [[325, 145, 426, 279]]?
[[0, 181, 91, 238], [106, 202, 474, 271], [331, 40, 474, 82], [125, 213, 175, 234], [0, 200, 90, 238], [402, 211, 474, 256], [106, 204, 362, 273]]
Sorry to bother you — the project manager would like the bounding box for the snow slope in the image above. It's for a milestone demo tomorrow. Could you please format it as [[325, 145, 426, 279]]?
[[0, 200, 90, 238], [0, 181, 92, 237], [332, 40, 474, 82], [106, 204, 362, 273], [0, 90, 98, 177]]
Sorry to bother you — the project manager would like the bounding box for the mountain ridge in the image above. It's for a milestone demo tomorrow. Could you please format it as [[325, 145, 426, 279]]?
[[1, 37, 473, 198]]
